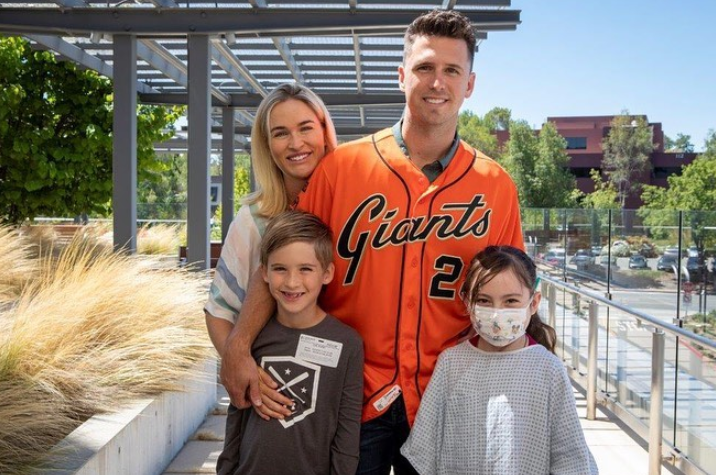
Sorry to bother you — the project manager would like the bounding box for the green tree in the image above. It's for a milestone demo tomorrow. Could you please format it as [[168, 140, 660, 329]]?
[[484, 107, 512, 131], [664, 133, 694, 153], [580, 169, 619, 209], [502, 120, 577, 208], [601, 112, 656, 208], [234, 158, 251, 203], [640, 152, 716, 253], [138, 153, 188, 220], [457, 110, 499, 158], [0, 36, 182, 224], [533, 121, 578, 208], [703, 129, 716, 156]]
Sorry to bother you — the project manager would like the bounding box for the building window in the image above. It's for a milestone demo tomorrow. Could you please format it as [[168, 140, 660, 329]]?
[[653, 167, 682, 179], [565, 137, 587, 150], [572, 167, 598, 178]]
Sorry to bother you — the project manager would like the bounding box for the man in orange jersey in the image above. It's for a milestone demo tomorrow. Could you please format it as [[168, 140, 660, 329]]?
[[221, 9, 523, 474]]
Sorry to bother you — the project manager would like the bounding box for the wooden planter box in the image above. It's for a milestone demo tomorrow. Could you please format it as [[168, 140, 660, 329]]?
[[178, 243, 223, 269], [37, 358, 217, 475]]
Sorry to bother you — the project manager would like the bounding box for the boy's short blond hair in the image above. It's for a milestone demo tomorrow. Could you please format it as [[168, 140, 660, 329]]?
[[260, 210, 334, 269]]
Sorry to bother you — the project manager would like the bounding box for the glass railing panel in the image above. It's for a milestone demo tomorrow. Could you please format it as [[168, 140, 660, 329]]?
[[671, 334, 716, 473], [605, 309, 655, 423]]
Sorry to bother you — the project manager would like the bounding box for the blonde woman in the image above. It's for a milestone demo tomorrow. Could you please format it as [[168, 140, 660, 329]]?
[[206, 83, 338, 475], [205, 83, 337, 356]]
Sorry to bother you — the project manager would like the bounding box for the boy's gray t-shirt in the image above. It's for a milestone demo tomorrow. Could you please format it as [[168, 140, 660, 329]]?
[[224, 315, 364, 475]]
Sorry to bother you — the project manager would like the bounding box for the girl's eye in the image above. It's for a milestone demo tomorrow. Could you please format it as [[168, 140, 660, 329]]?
[[272, 131, 288, 139], [475, 298, 490, 305]]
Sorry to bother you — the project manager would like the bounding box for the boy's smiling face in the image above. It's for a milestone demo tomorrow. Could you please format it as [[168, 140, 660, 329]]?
[[262, 241, 334, 329]]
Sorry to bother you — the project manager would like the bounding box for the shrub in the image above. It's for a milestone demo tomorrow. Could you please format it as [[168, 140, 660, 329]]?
[[0, 238, 211, 474]]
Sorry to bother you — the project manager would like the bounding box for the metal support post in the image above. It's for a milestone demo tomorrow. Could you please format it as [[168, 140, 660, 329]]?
[[648, 328, 665, 475], [221, 107, 235, 242], [187, 34, 211, 270], [112, 34, 137, 253], [587, 301, 598, 420], [571, 291, 581, 371], [548, 284, 556, 331]]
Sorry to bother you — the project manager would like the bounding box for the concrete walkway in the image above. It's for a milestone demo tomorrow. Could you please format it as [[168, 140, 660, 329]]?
[[161, 381, 669, 475]]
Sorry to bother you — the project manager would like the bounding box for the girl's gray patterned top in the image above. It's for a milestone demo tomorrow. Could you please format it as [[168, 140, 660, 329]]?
[[401, 341, 598, 475]]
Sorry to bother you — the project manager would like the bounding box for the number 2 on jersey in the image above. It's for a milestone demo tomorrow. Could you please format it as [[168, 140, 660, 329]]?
[[429, 255, 464, 299]]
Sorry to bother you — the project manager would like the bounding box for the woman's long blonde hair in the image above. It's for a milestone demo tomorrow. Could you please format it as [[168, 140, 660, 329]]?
[[244, 83, 338, 218]]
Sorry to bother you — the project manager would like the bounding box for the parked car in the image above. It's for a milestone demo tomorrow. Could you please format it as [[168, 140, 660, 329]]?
[[686, 256, 704, 281], [599, 254, 616, 267], [590, 246, 602, 257], [544, 248, 567, 267], [663, 247, 680, 257], [570, 249, 593, 269], [628, 255, 649, 270], [657, 254, 678, 272]]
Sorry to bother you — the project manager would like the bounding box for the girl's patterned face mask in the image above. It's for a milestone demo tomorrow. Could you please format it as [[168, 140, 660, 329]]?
[[468, 302, 531, 347]]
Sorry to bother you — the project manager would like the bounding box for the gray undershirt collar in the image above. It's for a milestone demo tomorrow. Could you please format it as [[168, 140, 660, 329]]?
[[391, 120, 460, 183]]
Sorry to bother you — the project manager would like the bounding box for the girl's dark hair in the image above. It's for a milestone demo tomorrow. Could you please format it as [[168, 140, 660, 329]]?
[[460, 245, 556, 353]]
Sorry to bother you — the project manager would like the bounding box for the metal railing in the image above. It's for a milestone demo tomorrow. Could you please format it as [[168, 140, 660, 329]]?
[[541, 274, 716, 475]]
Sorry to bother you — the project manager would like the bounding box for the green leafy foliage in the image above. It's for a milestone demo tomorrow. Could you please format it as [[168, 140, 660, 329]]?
[[601, 112, 656, 207], [0, 37, 182, 224], [664, 132, 694, 153], [137, 153, 188, 220], [640, 152, 716, 252], [459, 110, 577, 209], [580, 169, 620, 210], [502, 120, 578, 208], [457, 110, 499, 159]]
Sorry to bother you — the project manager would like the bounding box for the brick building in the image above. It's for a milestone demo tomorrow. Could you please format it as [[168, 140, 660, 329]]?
[[495, 115, 697, 208]]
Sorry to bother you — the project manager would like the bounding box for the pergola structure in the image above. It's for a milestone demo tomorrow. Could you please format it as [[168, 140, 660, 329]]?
[[0, 1, 521, 269]]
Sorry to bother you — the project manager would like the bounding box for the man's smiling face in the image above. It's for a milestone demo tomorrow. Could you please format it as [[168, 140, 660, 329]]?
[[399, 35, 476, 130]]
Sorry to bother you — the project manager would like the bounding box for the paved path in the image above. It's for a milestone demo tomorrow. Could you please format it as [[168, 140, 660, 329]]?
[[161, 381, 668, 475]]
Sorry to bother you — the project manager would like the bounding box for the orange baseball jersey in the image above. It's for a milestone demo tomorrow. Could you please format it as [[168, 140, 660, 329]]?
[[297, 128, 524, 425]]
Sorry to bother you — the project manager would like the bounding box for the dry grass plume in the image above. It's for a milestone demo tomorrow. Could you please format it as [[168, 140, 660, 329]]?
[[0, 226, 38, 304], [137, 223, 182, 256], [0, 237, 212, 474]]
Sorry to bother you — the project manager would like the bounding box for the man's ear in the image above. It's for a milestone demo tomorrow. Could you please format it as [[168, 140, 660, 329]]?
[[323, 262, 335, 285], [398, 64, 406, 91], [465, 71, 476, 99]]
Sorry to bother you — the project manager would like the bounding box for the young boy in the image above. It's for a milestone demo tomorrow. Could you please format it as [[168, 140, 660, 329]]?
[[216, 210, 364, 475]]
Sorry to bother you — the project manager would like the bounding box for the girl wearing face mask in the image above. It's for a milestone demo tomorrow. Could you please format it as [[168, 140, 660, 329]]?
[[401, 246, 598, 475]]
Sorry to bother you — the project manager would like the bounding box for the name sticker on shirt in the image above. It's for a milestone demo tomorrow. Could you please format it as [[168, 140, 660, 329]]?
[[295, 334, 343, 368], [373, 385, 402, 412]]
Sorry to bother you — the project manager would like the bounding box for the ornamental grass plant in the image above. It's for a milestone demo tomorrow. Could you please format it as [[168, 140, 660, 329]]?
[[0, 226, 38, 305], [137, 223, 182, 256], [0, 235, 211, 475]]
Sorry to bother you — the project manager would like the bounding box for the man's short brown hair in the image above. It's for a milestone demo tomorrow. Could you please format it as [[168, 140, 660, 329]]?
[[404, 9, 476, 70], [260, 210, 333, 270]]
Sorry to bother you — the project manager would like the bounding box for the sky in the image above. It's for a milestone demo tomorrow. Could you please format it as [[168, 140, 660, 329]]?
[[464, 0, 716, 151]]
